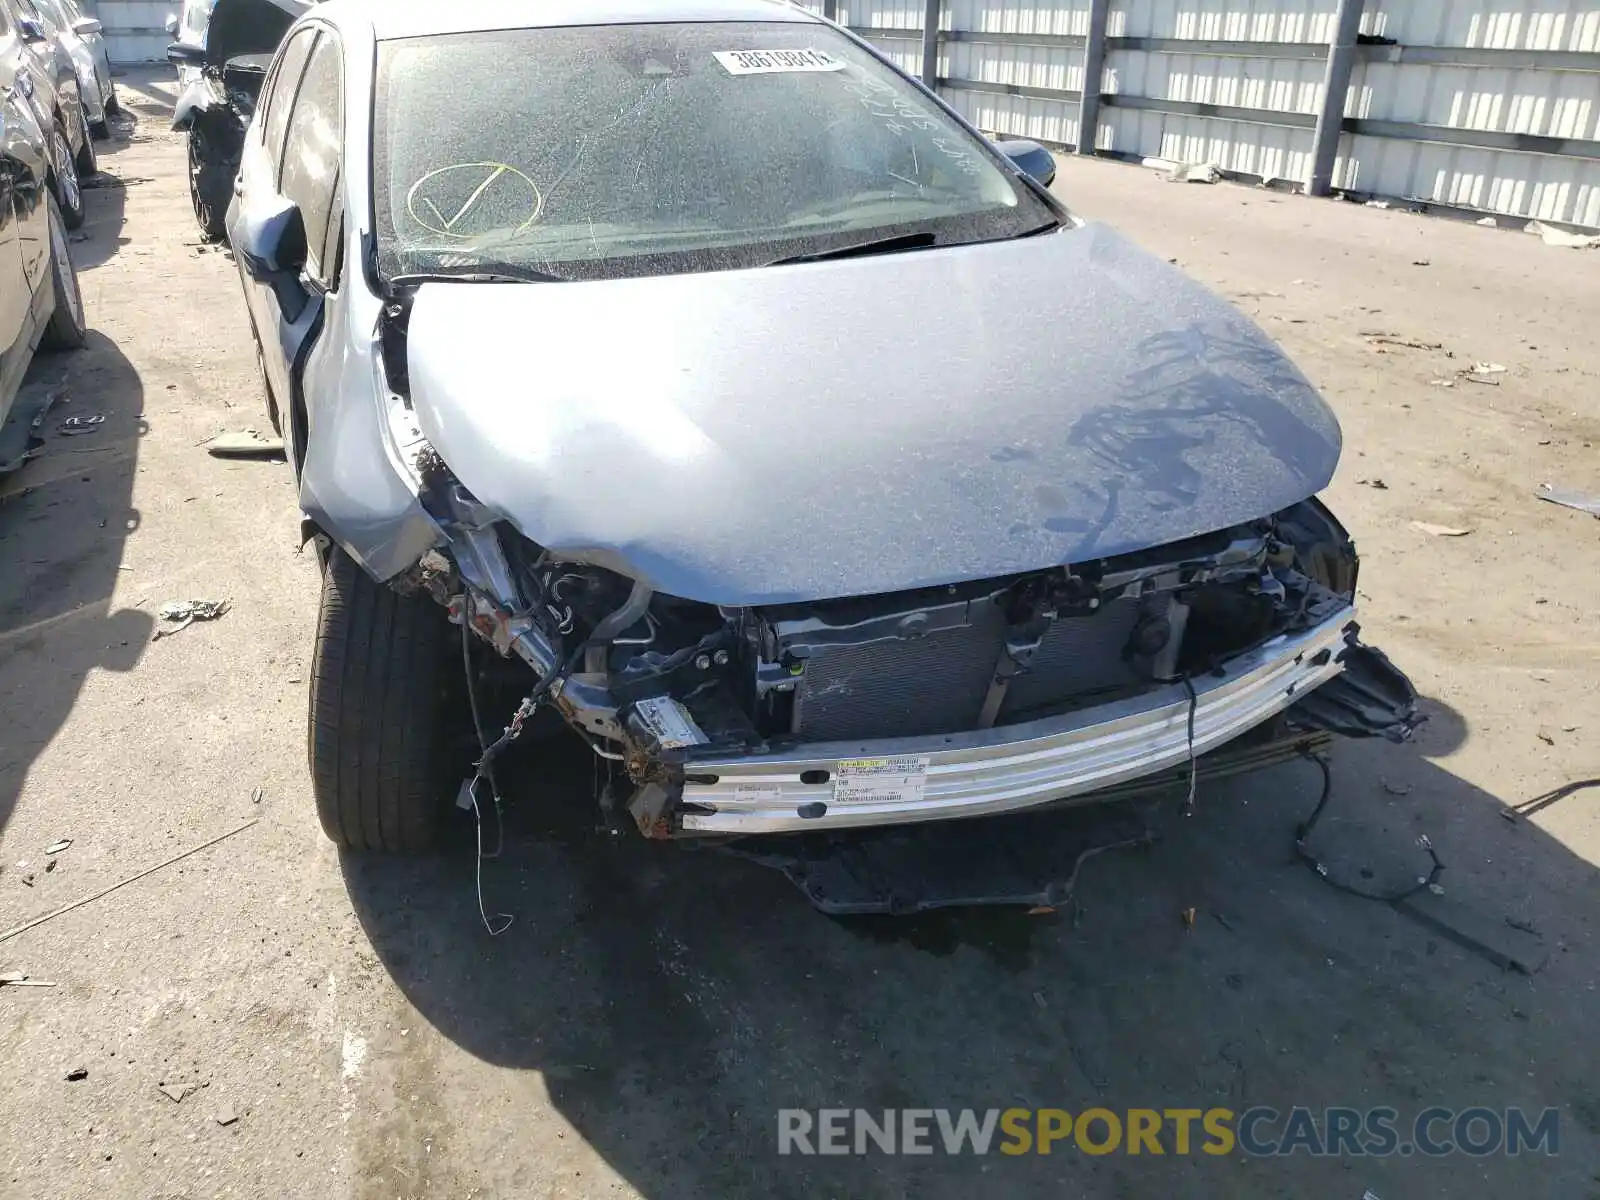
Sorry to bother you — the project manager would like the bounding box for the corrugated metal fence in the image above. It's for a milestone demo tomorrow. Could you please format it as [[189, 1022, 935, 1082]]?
[[805, 0, 1600, 228]]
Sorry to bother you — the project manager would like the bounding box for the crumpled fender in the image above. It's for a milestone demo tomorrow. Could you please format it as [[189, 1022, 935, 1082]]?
[[171, 79, 215, 132]]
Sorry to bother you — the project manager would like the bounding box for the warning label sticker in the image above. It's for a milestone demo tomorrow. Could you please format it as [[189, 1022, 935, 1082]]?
[[832, 755, 931, 806]]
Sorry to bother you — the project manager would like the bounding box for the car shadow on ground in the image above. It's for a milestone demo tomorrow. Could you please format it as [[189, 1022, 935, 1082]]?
[[0, 328, 151, 838], [342, 693, 1598, 1197]]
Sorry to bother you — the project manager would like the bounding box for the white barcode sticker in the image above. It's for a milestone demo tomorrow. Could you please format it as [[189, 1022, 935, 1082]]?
[[714, 48, 846, 76], [733, 782, 786, 804], [832, 755, 930, 806], [633, 696, 708, 749]]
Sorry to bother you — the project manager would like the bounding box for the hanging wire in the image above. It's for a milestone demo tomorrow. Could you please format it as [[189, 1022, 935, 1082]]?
[[1294, 752, 1445, 903]]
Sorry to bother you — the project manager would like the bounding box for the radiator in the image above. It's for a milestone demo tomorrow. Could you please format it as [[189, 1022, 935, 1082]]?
[[791, 597, 1145, 741]]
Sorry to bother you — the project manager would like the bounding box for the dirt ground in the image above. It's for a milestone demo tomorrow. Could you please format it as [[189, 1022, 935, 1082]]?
[[1, 69, 1597, 1200]]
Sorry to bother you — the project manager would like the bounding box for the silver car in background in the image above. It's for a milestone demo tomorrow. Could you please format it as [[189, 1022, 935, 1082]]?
[[30, 0, 114, 135], [1, 0, 95, 228]]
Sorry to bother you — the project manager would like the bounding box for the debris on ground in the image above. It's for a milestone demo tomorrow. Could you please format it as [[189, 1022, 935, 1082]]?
[[21, 873, 34, 887], [1362, 331, 1444, 351], [1213, 912, 1235, 931], [56, 414, 106, 438], [1411, 521, 1473, 537], [153, 599, 231, 639], [0, 819, 259, 945], [1381, 779, 1413, 796], [65, 1067, 88, 1081], [0, 971, 56, 988], [1537, 484, 1600, 518], [205, 429, 285, 459], [0, 385, 69, 474], [215, 1105, 239, 1127], [1502, 778, 1600, 824], [158, 1081, 198, 1103], [1467, 361, 1507, 374], [1525, 220, 1600, 249], [1165, 161, 1220, 184], [44, 839, 71, 855], [1476, 216, 1498, 227], [1357, 478, 1388, 489], [1181, 907, 1197, 930], [44, 859, 56, 873], [1505, 915, 1539, 935], [1412, 259, 1430, 266]]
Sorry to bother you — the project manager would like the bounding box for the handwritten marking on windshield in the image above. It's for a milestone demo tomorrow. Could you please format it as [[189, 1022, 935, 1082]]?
[[406, 162, 544, 239]]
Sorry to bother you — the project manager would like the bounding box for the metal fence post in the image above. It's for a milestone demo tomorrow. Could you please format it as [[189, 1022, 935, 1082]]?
[[1077, 0, 1111, 154], [921, 0, 942, 90], [1307, 0, 1366, 194]]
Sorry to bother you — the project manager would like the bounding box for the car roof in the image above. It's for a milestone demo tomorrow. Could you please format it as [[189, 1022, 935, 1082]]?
[[330, 0, 818, 43]]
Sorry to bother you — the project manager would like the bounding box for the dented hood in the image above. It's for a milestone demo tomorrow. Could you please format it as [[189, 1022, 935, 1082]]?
[[405, 223, 1341, 605]]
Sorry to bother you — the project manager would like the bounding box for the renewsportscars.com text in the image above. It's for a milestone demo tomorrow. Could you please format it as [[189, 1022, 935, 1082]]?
[[777, 1107, 1560, 1158]]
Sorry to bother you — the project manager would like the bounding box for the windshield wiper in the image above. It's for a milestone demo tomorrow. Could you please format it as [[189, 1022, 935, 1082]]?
[[766, 231, 939, 266], [388, 265, 570, 287]]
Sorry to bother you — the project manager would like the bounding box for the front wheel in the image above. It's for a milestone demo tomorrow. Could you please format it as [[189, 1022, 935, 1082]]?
[[39, 193, 87, 352], [188, 136, 232, 241], [74, 106, 98, 177], [309, 546, 455, 852], [50, 123, 85, 230]]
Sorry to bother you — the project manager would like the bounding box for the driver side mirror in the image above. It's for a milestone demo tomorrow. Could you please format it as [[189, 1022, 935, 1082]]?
[[994, 138, 1057, 188], [72, 17, 103, 36], [164, 14, 180, 36], [235, 194, 310, 320], [166, 42, 208, 66], [16, 16, 48, 44]]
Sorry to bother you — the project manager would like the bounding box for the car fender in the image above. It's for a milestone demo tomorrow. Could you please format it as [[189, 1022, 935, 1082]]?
[[171, 79, 217, 131]]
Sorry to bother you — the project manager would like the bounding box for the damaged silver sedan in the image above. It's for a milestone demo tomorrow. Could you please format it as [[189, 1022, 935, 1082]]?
[[226, 0, 1418, 856]]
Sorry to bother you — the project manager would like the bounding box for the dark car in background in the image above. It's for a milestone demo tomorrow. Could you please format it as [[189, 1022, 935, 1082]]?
[[1, 0, 96, 228], [168, 0, 309, 238], [0, 67, 86, 437]]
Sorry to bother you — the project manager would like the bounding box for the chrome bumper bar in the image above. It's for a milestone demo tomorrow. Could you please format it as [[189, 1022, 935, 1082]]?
[[676, 607, 1357, 834]]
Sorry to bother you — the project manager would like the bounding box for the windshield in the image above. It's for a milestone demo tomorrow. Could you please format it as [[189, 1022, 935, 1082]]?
[[372, 21, 1057, 283]]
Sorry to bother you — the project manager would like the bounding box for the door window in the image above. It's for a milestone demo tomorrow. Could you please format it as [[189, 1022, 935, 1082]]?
[[277, 31, 343, 286], [259, 27, 316, 174]]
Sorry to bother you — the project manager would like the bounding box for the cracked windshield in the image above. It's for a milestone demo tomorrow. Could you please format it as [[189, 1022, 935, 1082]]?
[[373, 21, 1056, 281]]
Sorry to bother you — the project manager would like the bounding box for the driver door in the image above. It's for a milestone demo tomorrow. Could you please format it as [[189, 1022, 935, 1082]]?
[[231, 24, 342, 430]]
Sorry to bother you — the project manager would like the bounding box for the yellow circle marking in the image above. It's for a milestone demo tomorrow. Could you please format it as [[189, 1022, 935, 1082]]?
[[405, 162, 544, 239]]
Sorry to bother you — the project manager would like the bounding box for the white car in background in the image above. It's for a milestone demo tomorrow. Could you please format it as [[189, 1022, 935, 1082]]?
[[165, 0, 214, 85], [30, 0, 113, 134]]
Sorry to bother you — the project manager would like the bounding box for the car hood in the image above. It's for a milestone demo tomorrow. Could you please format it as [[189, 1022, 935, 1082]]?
[[405, 222, 1341, 606], [202, 0, 308, 66]]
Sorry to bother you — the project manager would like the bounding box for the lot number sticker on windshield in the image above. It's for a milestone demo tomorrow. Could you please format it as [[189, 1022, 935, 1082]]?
[[833, 755, 930, 806], [714, 49, 846, 75]]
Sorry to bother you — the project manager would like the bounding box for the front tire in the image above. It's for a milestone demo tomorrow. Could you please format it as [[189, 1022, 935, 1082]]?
[[74, 107, 98, 177], [188, 135, 231, 241], [51, 123, 86, 230], [309, 546, 455, 852], [39, 193, 87, 352]]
